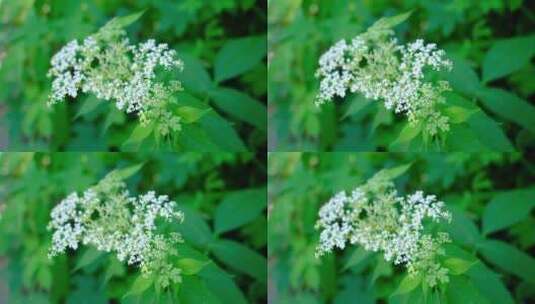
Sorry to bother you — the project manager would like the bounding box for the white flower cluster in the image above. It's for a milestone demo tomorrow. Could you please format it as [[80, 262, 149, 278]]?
[[47, 21, 184, 136], [315, 172, 452, 286], [48, 173, 185, 286], [316, 27, 452, 136]]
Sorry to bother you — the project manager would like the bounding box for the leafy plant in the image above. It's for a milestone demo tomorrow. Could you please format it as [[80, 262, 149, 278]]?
[[0, 1, 267, 151], [0, 152, 267, 303], [48, 11, 185, 143], [268, 1, 535, 151], [315, 12, 453, 142], [268, 152, 535, 303]]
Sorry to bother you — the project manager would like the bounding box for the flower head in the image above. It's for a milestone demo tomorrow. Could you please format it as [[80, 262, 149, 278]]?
[[315, 170, 452, 287], [315, 26, 452, 136], [47, 20, 184, 136], [48, 172, 185, 285]]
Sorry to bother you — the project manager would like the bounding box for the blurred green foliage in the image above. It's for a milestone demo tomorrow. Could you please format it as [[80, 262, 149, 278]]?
[[268, 152, 535, 303], [0, 152, 267, 303], [0, 0, 266, 151], [268, 0, 535, 151]]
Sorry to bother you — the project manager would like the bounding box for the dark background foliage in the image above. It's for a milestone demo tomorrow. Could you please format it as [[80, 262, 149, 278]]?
[[269, 0, 535, 151], [0, 0, 267, 152], [268, 152, 535, 303], [0, 152, 267, 303]]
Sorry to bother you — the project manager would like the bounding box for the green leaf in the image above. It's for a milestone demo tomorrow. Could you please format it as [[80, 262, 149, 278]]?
[[392, 274, 421, 295], [67, 276, 108, 304], [211, 239, 266, 282], [442, 82, 479, 124], [444, 55, 482, 97], [480, 240, 535, 285], [176, 125, 225, 152], [377, 163, 412, 180], [214, 35, 266, 82], [199, 264, 248, 304], [371, 256, 393, 284], [176, 244, 210, 261], [304, 266, 320, 290], [390, 287, 425, 304], [445, 206, 483, 247], [371, 11, 413, 30], [108, 10, 146, 29], [482, 35, 535, 82], [208, 87, 267, 131], [176, 53, 214, 96], [214, 187, 267, 234], [174, 94, 237, 151], [342, 94, 373, 119], [446, 276, 489, 304], [50, 255, 70, 302], [121, 124, 154, 151], [445, 93, 514, 152], [104, 256, 126, 283], [175, 106, 211, 124], [111, 163, 144, 180], [478, 88, 535, 134], [36, 267, 52, 290], [198, 113, 248, 152], [177, 258, 210, 275], [465, 110, 514, 152], [446, 124, 488, 151], [178, 276, 221, 304], [175, 206, 215, 248], [390, 123, 421, 151], [444, 258, 476, 275], [319, 255, 337, 300], [74, 247, 104, 272], [74, 97, 103, 120], [467, 263, 515, 304], [482, 188, 535, 235], [371, 104, 393, 131], [444, 244, 514, 304], [102, 106, 125, 133], [444, 105, 476, 124], [343, 247, 372, 270], [125, 275, 153, 298]]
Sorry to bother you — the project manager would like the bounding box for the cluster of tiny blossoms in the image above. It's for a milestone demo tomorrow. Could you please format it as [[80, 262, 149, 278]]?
[[47, 20, 184, 136], [315, 26, 452, 136], [315, 172, 452, 287], [48, 173, 185, 288]]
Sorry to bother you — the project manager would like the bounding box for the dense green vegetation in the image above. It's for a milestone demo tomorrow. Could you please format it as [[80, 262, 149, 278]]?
[[268, 152, 535, 303], [0, 0, 266, 151], [0, 152, 267, 303], [2, 1, 535, 304], [269, 0, 535, 151]]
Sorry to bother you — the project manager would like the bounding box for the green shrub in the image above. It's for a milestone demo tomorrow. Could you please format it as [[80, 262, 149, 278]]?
[[0, 152, 267, 303], [268, 152, 535, 303]]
